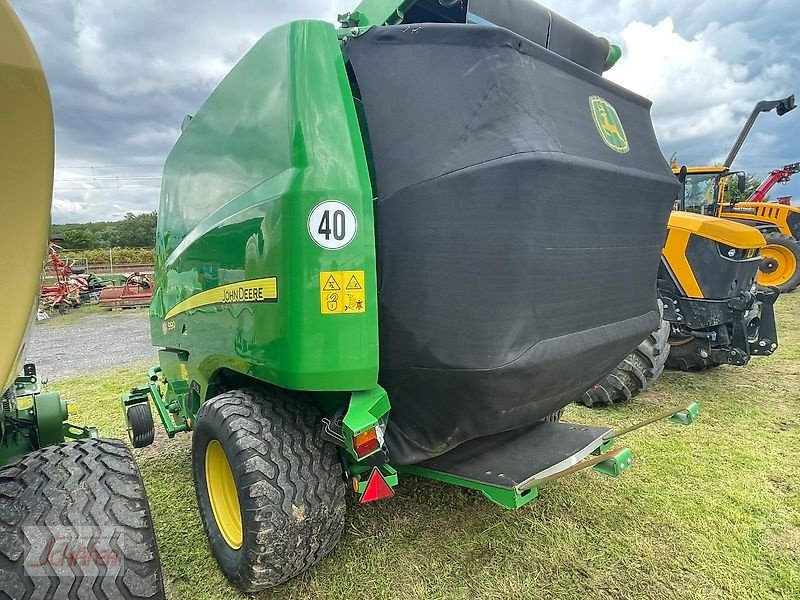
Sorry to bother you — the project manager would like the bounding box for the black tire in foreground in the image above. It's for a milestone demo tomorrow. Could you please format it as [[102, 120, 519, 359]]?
[[192, 388, 346, 592], [758, 232, 800, 293], [0, 438, 165, 600], [579, 316, 671, 407]]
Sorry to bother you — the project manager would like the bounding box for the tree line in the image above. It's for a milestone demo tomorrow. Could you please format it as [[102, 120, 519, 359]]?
[[50, 211, 157, 249]]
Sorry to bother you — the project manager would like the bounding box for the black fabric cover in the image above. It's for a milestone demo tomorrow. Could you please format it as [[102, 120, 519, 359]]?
[[346, 24, 678, 464], [469, 0, 611, 75]]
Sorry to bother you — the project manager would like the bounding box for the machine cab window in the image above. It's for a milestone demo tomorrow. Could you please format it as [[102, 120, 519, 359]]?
[[680, 173, 718, 215]]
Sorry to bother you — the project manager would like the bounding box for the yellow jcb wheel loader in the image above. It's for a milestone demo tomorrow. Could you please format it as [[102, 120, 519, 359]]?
[[659, 211, 778, 370], [579, 202, 780, 406], [672, 95, 800, 292], [579, 94, 786, 408]]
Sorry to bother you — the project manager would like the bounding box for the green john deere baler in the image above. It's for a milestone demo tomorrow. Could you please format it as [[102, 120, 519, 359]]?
[[124, 0, 695, 591]]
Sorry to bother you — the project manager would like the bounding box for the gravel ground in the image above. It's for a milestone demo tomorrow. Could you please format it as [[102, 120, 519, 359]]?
[[25, 309, 156, 382]]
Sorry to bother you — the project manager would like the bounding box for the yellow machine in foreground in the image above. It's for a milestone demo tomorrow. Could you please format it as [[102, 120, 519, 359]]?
[[0, 0, 53, 392], [0, 3, 164, 597], [673, 95, 800, 292]]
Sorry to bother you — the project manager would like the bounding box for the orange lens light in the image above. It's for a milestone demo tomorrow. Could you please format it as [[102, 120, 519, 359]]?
[[353, 427, 380, 458]]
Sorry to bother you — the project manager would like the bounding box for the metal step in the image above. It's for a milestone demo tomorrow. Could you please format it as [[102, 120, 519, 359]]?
[[400, 421, 612, 509]]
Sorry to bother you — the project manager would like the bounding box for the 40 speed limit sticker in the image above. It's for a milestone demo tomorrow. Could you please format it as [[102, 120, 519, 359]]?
[[307, 200, 357, 250]]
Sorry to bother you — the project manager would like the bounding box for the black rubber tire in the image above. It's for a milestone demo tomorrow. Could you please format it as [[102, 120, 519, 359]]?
[[57, 300, 69, 315], [759, 232, 800, 293], [579, 316, 671, 407], [666, 337, 721, 371], [128, 403, 155, 448], [0, 438, 165, 600], [192, 388, 346, 592]]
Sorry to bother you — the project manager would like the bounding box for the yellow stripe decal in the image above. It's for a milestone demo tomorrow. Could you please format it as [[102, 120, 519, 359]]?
[[164, 277, 278, 320]]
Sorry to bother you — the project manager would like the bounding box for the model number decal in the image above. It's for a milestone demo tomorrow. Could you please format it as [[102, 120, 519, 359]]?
[[308, 201, 357, 250]]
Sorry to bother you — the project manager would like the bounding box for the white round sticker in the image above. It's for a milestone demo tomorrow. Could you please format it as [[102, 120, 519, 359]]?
[[307, 201, 358, 250]]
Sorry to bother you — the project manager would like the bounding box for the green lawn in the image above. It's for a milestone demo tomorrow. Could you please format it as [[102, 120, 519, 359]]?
[[56, 294, 800, 600]]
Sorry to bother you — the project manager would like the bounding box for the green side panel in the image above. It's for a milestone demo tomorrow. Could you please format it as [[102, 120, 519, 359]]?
[[150, 20, 378, 393]]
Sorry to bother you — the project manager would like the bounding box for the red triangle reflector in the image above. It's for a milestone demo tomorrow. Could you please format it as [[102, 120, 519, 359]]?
[[359, 467, 394, 504]]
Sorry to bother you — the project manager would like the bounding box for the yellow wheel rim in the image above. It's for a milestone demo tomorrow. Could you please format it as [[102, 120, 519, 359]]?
[[205, 440, 243, 549], [758, 243, 798, 287]]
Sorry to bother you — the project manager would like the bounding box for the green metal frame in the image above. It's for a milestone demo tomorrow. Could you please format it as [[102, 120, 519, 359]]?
[[399, 464, 541, 510], [1, 375, 98, 468], [342, 386, 390, 460], [121, 366, 189, 439]]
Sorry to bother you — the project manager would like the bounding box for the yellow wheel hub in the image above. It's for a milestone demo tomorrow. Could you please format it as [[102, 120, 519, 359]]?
[[205, 440, 243, 549], [759, 244, 798, 287]]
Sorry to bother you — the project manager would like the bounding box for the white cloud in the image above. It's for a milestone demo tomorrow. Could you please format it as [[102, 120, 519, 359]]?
[[71, 0, 349, 97], [11, 0, 800, 220], [607, 18, 791, 145], [51, 198, 91, 222]]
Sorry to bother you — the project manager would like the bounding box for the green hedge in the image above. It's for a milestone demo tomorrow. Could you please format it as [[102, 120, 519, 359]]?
[[61, 247, 154, 265]]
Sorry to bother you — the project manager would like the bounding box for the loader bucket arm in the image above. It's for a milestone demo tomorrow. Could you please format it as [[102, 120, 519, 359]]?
[[723, 95, 795, 168], [0, 1, 55, 392]]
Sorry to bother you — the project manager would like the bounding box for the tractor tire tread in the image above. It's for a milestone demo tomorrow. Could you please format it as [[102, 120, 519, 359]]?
[[193, 388, 345, 592], [0, 438, 164, 600], [579, 316, 670, 408]]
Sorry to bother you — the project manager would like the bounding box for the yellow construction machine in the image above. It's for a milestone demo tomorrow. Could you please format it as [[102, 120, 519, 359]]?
[[0, 3, 164, 597], [672, 95, 800, 292]]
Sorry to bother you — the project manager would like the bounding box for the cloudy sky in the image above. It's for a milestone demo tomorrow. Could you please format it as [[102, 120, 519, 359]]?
[[11, 0, 800, 223]]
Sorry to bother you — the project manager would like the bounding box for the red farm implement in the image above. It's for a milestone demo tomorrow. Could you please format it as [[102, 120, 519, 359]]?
[[98, 273, 153, 309]]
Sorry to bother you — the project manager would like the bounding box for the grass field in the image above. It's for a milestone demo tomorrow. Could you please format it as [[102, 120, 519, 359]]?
[[56, 294, 800, 600]]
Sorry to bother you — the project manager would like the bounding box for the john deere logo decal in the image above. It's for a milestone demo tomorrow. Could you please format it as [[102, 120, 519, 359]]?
[[589, 96, 629, 153]]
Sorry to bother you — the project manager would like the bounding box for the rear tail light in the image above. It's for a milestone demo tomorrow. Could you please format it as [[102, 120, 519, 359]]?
[[353, 427, 380, 458]]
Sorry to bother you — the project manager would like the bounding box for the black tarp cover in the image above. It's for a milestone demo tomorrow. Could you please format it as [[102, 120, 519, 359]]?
[[346, 24, 678, 464]]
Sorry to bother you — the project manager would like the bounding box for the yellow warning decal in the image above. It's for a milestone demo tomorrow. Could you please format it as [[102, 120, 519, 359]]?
[[320, 271, 365, 315], [164, 277, 278, 320]]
